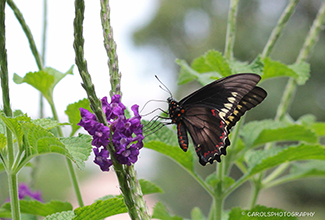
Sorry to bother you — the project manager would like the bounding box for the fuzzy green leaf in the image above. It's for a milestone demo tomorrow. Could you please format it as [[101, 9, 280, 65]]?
[[65, 98, 91, 136], [177, 50, 232, 85], [0, 133, 6, 150], [60, 134, 92, 170], [229, 205, 298, 220], [176, 59, 200, 85], [241, 120, 317, 148], [289, 161, 325, 178], [152, 202, 183, 220], [73, 197, 127, 220], [310, 122, 325, 137], [245, 144, 325, 177], [21, 122, 68, 156], [139, 179, 163, 195], [2, 200, 73, 217], [44, 211, 75, 220], [192, 50, 232, 77], [143, 121, 194, 172], [145, 140, 194, 173], [0, 113, 24, 146], [32, 118, 67, 130], [13, 66, 73, 103], [262, 57, 310, 85], [191, 207, 206, 220]]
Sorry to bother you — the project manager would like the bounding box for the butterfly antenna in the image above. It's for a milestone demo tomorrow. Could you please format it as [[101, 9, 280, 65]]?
[[155, 75, 173, 97], [141, 107, 168, 117], [140, 99, 167, 114]]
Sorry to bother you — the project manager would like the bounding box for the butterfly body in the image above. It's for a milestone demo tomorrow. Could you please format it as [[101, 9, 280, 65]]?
[[167, 73, 267, 165]]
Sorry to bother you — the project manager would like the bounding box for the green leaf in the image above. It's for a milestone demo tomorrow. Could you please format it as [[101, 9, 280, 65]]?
[[245, 144, 325, 177], [191, 207, 206, 220], [310, 122, 325, 137], [13, 66, 73, 103], [288, 62, 310, 85], [1, 200, 73, 217], [176, 59, 200, 85], [65, 98, 91, 136], [21, 122, 68, 156], [139, 179, 163, 195], [262, 57, 310, 85], [241, 120, 318, 148], [32, 118, 67, 130], [205, 174, 235, 190], [0, 133, 7, 150], [0, 161, 4, 172], [205, 173, 220, 188], [0, 113, 25, 147], [143, 120, 194, 172], [145, 140, 195, 173], [176, 50, 232, 85], [229, 205, 298, 220], [152, 202, 183, 220], [44, 211, 75, 220], [289, 161, 325, 178], [73, 197, 127, 220], [192, 50, 232, 77], [60, 134, 92, 170]]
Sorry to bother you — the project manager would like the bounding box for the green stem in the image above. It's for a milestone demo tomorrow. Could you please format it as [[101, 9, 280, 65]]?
[[0, 3, 19, 219], [261, 0, 325, 201], [249, 176, 262, 209], [66, 157, 84, 207], [39, 0, 48, 119], [100, 0, 121, 96], [214, 162, 224, 220], [261, 0, 299, 59], [275, 0, 325, 121], [262, 162, 290, 185], [224, 0, 239, 60], [8, 173, 20, 220], [296, 1, 325, 64], [48, 99, 84, 207], [41, 0, 47, 65], [7, 0, 43, 70]]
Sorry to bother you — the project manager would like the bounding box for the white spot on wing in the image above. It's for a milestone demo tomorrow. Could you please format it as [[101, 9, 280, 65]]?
[[224, 103, 232, 109], [228, 97, 236, 103]]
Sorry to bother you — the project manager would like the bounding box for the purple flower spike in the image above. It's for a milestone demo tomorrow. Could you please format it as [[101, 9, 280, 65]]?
[[79, 95, 143, 172]]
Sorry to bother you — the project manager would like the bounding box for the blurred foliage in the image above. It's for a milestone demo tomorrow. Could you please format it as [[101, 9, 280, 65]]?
[[134, 0, 325, 219], [133, 0, 325, 121]]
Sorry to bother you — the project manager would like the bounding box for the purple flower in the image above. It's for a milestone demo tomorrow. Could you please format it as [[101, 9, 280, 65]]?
[[78, 95, 143, 172], [93, 148, 112, 171], [6, 183, 43, 202]]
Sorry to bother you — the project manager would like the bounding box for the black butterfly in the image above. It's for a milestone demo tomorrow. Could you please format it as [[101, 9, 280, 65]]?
[[167, 73, 267, 166]]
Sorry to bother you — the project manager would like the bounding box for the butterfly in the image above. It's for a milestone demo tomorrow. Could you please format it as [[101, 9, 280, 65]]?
[[167, 73, 267, 166]]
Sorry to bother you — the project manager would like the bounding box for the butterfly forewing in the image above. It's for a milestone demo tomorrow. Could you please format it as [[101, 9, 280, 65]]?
[[168, 73, 267, 165]]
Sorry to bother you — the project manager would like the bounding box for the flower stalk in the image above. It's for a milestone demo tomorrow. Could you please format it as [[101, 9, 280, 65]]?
[[7, 0, 43, 70], [0, 1, 19, 219], [100, 0, 121, 96], [74, 0, 150, 219], [224, 0, 239, 60], [261, 0, 299, 59]]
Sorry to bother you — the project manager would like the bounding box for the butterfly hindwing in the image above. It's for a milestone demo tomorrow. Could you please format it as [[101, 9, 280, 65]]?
[[182, 106, 229, 165]]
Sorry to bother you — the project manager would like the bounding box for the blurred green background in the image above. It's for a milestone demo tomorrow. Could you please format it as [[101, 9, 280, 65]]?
[[1, 0, 325, 219]]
